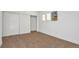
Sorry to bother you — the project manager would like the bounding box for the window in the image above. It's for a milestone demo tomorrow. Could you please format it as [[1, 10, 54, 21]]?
[[47, 13, 51, 20], [42, 14, 46, 21]]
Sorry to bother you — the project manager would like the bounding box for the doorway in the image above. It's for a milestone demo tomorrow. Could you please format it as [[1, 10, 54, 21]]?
[[30, 15, 37, 32]]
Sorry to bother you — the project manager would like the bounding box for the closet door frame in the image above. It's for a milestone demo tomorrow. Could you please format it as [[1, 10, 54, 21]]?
[[30, 15, 37, 32]]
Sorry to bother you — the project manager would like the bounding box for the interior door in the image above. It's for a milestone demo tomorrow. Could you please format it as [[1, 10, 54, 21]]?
[[30, 15, 37, 31], [19, 14, 30, 34]]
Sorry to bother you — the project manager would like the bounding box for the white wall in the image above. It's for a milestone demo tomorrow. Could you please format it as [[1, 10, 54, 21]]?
[[38, 11, 79, 44], [0, 11, 2, 46], [3, 11, 38, 36], [9, 11, 39, 32]]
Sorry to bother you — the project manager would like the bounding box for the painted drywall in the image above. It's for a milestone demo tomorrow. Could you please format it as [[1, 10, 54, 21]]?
[[3, 11, 38, 36], [8, 11, 39, 32], [7, 11, 38, 15], [0, 11, 2, 46], [38, 11, 79, 44]]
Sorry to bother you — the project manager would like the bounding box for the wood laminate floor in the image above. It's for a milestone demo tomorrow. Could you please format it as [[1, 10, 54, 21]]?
[[1, 31, 79, 48]]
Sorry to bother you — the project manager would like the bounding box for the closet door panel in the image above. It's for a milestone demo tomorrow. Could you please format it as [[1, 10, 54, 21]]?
[[3, 12, 19, 36], [20, 14, 30, 34]]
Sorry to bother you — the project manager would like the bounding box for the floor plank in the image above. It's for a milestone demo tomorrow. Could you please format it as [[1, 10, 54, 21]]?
[[1, 32, 79, 48]]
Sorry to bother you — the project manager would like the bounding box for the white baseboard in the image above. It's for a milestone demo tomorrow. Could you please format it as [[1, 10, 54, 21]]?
[[39, 31, 79, 45]]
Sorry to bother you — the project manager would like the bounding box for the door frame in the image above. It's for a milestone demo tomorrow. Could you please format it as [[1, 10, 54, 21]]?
[[30, 15, 37, 32]]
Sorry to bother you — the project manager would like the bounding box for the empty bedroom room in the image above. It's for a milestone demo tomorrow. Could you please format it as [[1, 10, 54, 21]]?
[[0, 11, 79, 48]]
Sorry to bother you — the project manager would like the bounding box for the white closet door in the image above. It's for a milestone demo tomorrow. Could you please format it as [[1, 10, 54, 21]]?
[[19, 14, 30, 34], [3, 12, 19, 36]]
